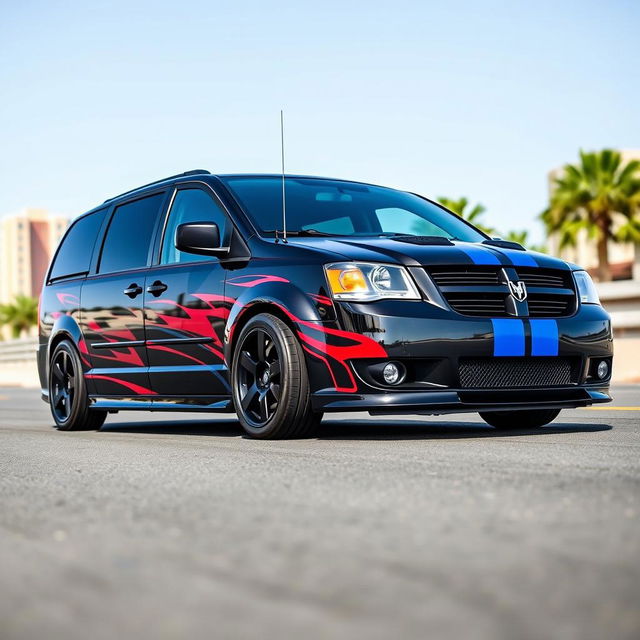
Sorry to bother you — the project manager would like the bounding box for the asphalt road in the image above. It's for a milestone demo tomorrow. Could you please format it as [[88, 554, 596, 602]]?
[[1, 386, 639, 640]]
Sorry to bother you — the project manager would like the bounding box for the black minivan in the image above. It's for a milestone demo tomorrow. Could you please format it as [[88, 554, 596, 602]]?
[[39, 170, 612, 438]]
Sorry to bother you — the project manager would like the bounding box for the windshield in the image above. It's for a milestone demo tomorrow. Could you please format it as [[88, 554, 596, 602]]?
[[221, 176, 487, 242]]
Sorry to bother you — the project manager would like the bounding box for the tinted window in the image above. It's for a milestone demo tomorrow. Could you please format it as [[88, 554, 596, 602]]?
[[222, 176, 486, 242], [302, 215, 354, 235], [160, 189, 227, 264], [99, 193, 164, 273], [50, 209, 106, 280], [376, 208, 449, 237]]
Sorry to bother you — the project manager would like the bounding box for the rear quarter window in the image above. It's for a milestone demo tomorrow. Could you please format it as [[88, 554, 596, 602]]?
[[49, 209, 107, 281], [98, 193, 165, 274]]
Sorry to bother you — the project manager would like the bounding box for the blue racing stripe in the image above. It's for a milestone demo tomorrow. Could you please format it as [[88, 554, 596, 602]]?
[[530, 319, 559, 356], [491, 319, 525, 356], [456, 243, 501, 265], [496, 249, 538, 267]]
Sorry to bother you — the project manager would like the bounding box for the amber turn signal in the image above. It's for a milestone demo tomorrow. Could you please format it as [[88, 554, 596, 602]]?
[[326, 267, 368, 294]]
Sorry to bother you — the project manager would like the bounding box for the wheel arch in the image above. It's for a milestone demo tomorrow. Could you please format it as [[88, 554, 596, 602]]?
[[225, 300, 305, 366], [47, 315, 85, 366], [224, 281, 327, 363]]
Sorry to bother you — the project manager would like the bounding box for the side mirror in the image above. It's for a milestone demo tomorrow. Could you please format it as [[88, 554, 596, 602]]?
[[175, 222, 229, 257]]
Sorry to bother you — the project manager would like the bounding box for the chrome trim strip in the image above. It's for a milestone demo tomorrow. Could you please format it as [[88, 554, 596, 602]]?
[[93, 340, 145, 349], [146, 337, 214, 345]]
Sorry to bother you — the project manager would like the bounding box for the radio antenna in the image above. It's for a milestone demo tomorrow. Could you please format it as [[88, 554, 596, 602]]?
[[279, 109, 288, 243]]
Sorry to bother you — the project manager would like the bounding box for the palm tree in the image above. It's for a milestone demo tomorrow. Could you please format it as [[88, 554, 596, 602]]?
[[438, 197, 495, 235], [0, 295, 38, 338], [503, 229, 547, 254], [541, 149, 640, 281]]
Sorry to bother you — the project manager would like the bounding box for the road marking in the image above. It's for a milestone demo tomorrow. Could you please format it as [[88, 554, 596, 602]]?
[[587, 406, 640, 411]]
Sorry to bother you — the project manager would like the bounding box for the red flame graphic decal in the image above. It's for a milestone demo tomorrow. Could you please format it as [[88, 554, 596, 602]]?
[[147, 295, 232, 349], [146, 344, 206, 365], [85, 374, 157, 395], [227, 275, 290, 287], [56, 292, 80, 306], [269, 303, 386, 393], [309, 293, 333, 306]]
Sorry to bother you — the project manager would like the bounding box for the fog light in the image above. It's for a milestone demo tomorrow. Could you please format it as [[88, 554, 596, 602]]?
[[383, 362, 404, 385], [597, 360, 609, 380]]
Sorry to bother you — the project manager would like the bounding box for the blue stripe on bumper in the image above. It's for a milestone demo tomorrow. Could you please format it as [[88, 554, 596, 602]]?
[[491, 318, 525, 356], [530, 319, 559, 356]]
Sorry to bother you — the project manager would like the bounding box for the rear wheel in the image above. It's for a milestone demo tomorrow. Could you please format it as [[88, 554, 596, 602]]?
[[479, 408, 561, 429], [49, 340, 107, 431], [231, 314, 322, 439]]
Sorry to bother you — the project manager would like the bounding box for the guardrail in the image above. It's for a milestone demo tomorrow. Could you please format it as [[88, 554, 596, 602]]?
[[0, 337, 38, 363]]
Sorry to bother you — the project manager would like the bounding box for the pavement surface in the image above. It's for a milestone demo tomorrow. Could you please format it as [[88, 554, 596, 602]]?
[[1, 385, 639, 640]]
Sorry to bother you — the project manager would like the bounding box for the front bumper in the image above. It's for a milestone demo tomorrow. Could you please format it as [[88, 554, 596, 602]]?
[[304, 298, 613, 413], [312, 386, 611, 414]]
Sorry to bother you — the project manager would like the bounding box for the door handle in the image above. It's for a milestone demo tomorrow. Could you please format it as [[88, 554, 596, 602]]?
[[146, 280, 168, 297], [123, 283, 143, 298]]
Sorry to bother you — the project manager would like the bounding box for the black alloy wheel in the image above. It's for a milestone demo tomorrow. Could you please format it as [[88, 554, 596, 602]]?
[[236, 327, 282, 426], [231, 314, 322, 439], [50, 348, 76, 424], [48, 340, 107, 431]]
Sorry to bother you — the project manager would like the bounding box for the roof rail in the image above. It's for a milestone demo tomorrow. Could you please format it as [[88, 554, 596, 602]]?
[[103, 169, 211, 204]]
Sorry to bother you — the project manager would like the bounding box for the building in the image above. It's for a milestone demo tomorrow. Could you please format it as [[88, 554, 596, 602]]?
[[547, 150, 640, 281], [0, 208, 69, 304], [546, 150, 640, 381]]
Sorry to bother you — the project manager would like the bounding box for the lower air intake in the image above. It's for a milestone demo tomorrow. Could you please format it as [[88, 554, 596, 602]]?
[[459, 357, 577, 388]]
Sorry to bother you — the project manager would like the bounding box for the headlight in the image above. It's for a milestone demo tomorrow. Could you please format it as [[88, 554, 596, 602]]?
[[574, 271, 600, 305], [324, 262, 421, 301]]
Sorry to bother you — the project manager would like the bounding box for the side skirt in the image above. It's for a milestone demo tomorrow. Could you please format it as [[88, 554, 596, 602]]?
[[89, 395, 234, 412]]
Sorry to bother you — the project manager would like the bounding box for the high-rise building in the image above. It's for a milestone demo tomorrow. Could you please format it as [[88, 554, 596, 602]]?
[[0, 208, 69, 303]]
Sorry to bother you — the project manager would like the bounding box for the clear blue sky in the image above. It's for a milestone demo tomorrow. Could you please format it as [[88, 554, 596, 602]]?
[[1, 0, 638, 242]]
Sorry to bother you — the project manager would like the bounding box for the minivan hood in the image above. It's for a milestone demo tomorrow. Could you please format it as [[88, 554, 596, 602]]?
[[287, 236, 570, 270]]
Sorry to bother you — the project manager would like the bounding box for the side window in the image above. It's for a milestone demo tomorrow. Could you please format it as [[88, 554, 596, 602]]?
[[376, 207, 449, 237], [49, 209, 106, 280], [99, 193, 164, 274], [160, 189, 227, 265]]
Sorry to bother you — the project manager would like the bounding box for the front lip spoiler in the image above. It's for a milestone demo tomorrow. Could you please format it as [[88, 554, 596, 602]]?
[[312, 387, 611, 414]]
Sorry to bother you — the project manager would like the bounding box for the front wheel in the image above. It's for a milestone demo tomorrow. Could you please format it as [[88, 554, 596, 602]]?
[[49, 340, 107, 431], [479, 408, 561, 429], [231, 314, 322, 439]]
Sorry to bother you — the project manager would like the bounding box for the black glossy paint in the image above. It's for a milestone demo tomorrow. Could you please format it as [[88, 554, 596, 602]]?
[[38, 172, 613, 417]]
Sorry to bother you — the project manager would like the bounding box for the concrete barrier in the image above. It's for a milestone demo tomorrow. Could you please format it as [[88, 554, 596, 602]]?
[[0, 338, 39, 387], [0, 337, 38, 363]]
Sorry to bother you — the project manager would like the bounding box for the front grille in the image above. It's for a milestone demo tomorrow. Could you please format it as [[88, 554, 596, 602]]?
[[527, 294, 574, 317], [459, 357, 578, 388], [445, 292, 507, 317], [517, 267, 571, 289], [425, 266, 576, 318], [429, 267, 500, 287]]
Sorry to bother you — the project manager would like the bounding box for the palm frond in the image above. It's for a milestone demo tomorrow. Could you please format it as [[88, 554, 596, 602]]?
[[541, 149, 640, 279]]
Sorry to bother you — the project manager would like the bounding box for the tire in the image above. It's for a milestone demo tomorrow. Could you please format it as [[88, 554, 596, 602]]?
[[479, 408, 561, 430], [231, 313, 323, 439], [49, 340, 107, 431]]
